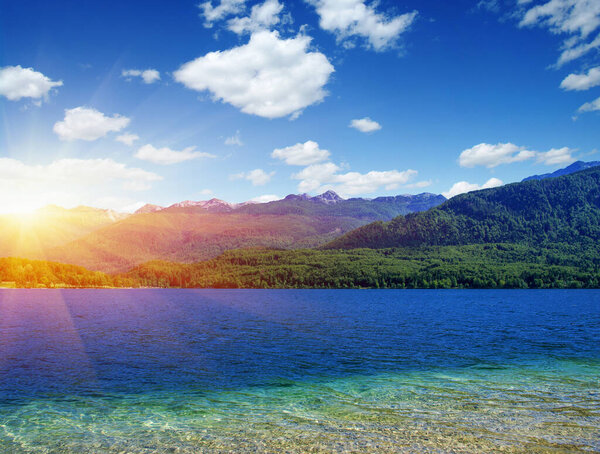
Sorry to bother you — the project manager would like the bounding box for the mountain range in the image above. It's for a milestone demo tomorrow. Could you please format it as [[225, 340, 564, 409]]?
[[327, 166, 600, 249], [133, 190, 445, 218], [6, 191, 444, 273]]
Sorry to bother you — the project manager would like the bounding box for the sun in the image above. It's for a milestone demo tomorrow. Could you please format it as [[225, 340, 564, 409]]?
[[0, 201, 45, 216]]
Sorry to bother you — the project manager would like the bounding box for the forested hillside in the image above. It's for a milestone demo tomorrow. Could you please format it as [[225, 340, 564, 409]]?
[[327, 168, 600, 249]]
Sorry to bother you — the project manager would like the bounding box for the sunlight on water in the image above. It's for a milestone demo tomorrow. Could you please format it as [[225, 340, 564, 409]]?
[[1, 359, 598, 453]]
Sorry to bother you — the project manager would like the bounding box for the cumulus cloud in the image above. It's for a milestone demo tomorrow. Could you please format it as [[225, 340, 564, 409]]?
[[292, 162, 417, 196], [228, 0, 283, 34], [443, 178, 503, 199], [459, 142, 576, 167], [231, 168, 274, 185], [121, 69, 161, 84], [250, 194, 281, 203], [561, 66, 600, 90], [536, 147, 576, 164], [0, 157, 162, 213], [53, 107, 130, 141], [271, 140, 330, 165], [225, 131, 243, 146], [174, 30, 334, 119], [517, 0, 600, 66], [459, 143, 536, 168], [578, 96, 600, 111], [306, 0, 417, 51], [115, 133, 140, 146], [199, 0, 247, 27], [135, 144, 216, 165], [0, 65, 62, 102], [349, 117, 382, 132]]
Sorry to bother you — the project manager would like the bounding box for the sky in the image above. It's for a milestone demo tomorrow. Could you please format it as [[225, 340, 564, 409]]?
[[0, 0, 599, 213]]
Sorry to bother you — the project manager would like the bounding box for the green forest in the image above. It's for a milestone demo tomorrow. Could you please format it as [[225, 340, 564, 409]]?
[[0, 257, 136, 288], [123, 243, 600, 289]]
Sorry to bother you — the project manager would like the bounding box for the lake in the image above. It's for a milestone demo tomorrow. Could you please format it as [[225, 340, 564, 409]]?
[[0, 289, 598, 452]]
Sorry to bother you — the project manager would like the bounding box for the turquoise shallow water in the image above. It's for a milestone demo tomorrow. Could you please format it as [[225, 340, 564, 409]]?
[[0, 289, 599, 452]]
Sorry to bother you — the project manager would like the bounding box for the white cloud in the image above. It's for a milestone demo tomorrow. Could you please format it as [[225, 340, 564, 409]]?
[[405, 180, 432, 189], [0, 65, 62, 102], [121, 69, 161, 84], [0, 157, 162, 213], [271, 140, 330, 165], [231, 168, 274, 185], [292, 162, 417, 196], [93, 197, 149, 213], [53, 107, 130, 141], [517, 0, 600, 66], [520, 0, 600, 38], [135, 144, 216, 165], [560, 66, 600, 90], [557, 34, 600, 66], [293, 162, 341, 192], [349, 117, 382, 132], [443, 178, 503, 199], [115, 133, 140, 146], [250, 194, 281, 203], [459, 143, 536, 168], [173, 30, 334, 119], [199, 188, 214, 196], [459, 142, 576, 167], [536, 147, 576, 164], [578, 95, 600, 111], [306, 0, 417, 51], [225, 131, 243, 146], [477, 0, 501, 13], [228, 0, 283, 34], [199, 0, 247, 27]]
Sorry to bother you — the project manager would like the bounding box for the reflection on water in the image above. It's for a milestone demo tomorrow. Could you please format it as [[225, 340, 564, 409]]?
[[0, 289, 599, 452]]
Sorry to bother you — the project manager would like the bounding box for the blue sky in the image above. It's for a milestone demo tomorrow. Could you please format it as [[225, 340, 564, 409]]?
[[0, 0, 599, 212]]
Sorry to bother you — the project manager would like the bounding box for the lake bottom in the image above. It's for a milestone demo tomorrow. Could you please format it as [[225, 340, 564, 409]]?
[[1, 358, 598, 453]]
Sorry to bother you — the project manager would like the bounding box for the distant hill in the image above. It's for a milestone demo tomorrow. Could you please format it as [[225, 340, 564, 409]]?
[[327, 167, 600, 250], [45, 191, 445, 272], [522, 160, 600, 181]]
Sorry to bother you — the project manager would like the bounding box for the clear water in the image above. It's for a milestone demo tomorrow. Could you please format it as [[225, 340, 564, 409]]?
[[0, 289, 598, 452]]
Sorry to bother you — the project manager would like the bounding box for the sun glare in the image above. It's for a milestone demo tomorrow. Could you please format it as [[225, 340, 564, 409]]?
[[1, 203, 43, 216], [1, 197, 60, 216]]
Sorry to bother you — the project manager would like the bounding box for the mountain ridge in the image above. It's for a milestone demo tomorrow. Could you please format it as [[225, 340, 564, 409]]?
[[522, 160, 600, 182], [326, 166, 600, 250]]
